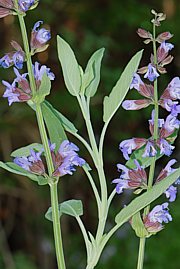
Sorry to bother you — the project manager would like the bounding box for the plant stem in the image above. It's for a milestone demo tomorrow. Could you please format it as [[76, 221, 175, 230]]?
[[50, 182, 66, 269], [16, 8, 66, 269], [137, 238, 146, 269], [136, 19, 159, 269]]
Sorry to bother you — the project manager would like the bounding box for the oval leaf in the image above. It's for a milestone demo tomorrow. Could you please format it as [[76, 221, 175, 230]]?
[[11, 143, 43, 157], [85, 48, 105, 97], [115, 168, 180, 225], [45, 199, 83, 221], [42, 102, 67, 151], [57, 35, 81, 96], [0, 161, 47, 185], [103, 50, 143, 122]]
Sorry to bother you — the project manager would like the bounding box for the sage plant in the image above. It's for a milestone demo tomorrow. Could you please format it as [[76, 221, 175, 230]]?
[[0, 2, 179, 269]]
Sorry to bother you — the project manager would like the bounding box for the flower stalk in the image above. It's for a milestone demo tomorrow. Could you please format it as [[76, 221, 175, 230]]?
[[16, 4, 66, 269]]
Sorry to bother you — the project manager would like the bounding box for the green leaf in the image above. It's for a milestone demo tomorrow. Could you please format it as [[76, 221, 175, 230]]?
[[43, 100, 78, 134], [115, 168, 180, 225], [42, 102, 67, 151], [131, 211, 149, 237], [45, 199, 83, 221], [84, 48, 105, 97], [11, 143, 43, 157], [57, 35, 81, 96], [33, 73, 51, 104], [0, 161, 47, 185], [103, 50, 143, 122]]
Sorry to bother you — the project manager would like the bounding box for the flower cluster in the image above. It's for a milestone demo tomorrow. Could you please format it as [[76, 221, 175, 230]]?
[[144, 203, 172, 233], [0, 41, 25, 69], [113, 10, 179, 236], [2, 62, 54, 105], [0, 0, 38, 18], [14, 140, 85, 177]]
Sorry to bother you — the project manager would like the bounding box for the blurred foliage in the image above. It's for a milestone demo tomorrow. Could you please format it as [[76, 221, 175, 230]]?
[[0, 0, 179, 268]]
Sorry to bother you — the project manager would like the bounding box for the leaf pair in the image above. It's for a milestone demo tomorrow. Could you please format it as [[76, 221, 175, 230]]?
[[57, 35, 104, 98]]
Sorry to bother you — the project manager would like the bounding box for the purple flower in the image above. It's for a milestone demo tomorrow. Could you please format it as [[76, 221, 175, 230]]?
[[160, 41, 174, 53], [148, 109, 164, 135], [119, 138, 146, 160], [161, 114, 180, 137], [130, 73, 144, 90], [168, 77, 180, 100], [164, 185, 177, 202], [142, 140, 157, 157], [2, 80, 21, 105], [160, 99, 180, 116], [0, 41, 25, 69], [158, 138, 175, 156], [18, 0, 36, 12], [51, 140, 85, 177], [31, 21, 51, 53], [14, 148, 45, 175], [148, 203, 172, 224], [33, 62, 55, 87], [122, 99, 151, 110], [12, 51, 24, 69], [161, 77, 180, 101], [2, 68, 31, 105], [144, 63, 160, 82], [112, 160, 147, 194], [156, 159, 178, 202], [112, 178, 129, 194], [144, 203, 172, 233], [0, 54, 13, 68]]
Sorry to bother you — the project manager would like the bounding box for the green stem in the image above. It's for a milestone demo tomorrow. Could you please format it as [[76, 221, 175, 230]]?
[[36, 103, 54, 175], [77, 95, 108, 242], [136, 20, 159, 269], [16, 9, 66, 269], [137, 238, 146, 269], [50, 182, 66, 269], [76, 216, 90, 257]]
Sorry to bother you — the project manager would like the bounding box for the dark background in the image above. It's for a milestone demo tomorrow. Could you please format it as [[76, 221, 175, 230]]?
[[0, 0, 179, 268]]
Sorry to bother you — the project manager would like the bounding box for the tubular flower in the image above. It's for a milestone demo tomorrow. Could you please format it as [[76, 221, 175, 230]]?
[[33, 61, 55, 88], [18, 0, 37, 12], [50, 140, 86, 177], [31, 21, 51, 54], [144, 63, 160, 82], [156, 159, 179, 202], [2, 68, 31, 105], [119, 138, 147, 160], [14, 148, 45, 175], [112, 160, 147, 194], [144, 203, 172, 233], [159, 77, 180, 114]]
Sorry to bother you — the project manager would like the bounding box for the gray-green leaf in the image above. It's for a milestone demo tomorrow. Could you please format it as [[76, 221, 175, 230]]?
[[103, 50, 143, 122], [57, 35, 81, 96], [33, 73, 51, 104], [0, 161, 47, 185], [11, 143, 43, 157], [45, 199, 83, 221], [42, 102, 67, 151], [131, 212, 149, 237], [84, 48, 105, 97], [115, 168, 180, 225]]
